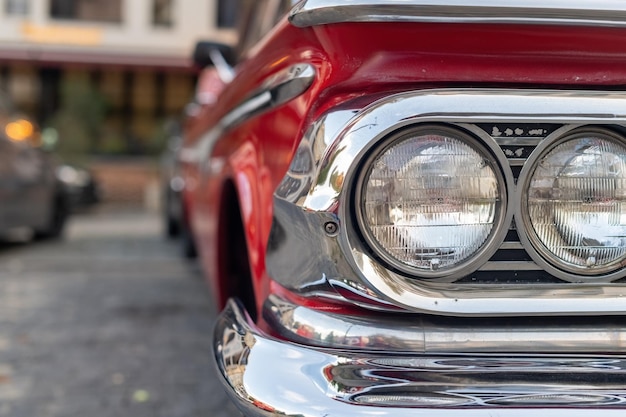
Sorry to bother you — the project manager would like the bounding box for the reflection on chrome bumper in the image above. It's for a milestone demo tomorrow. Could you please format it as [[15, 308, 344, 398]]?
[[214, 299, 626, 416], [263, 294, 626, 354]]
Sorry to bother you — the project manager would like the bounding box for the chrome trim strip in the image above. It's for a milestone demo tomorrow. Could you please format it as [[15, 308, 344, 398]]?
[[208, 48, 235, 84], [215, 299, 626, 416], [267, 89, 626, 316], [302, 90, 626, 212], [264, 294, 626, 353], [181, 63, 315, 169], [493, 137, 544, 146], [220, 63, 316, 137], [508, 158, 527, 166], [290, 0, 626, 28], [500, 242, 524, 250], [478, 261, 542, 271]]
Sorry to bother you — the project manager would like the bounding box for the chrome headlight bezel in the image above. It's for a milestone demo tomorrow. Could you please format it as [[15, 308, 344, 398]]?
[[268, 89, 626, 317], [517, 127, 626, 282], [353, 124, 513, 280]]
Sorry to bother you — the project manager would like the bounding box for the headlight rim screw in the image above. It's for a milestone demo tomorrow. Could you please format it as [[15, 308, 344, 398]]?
[[324, 221, 339, 236]]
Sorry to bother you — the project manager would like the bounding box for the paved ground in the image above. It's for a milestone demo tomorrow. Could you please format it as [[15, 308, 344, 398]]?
[[0, 206, 240, 417]]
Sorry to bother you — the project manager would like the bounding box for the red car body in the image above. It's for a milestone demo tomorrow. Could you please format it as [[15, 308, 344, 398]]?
[[182, 1, 626, 415]]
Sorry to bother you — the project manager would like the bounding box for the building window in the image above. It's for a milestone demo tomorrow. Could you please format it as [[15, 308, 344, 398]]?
[[50, 0, 121, 23], [152, 0, 173, 27], [6, 0, 28, 15], [217, 0, 237, 28]]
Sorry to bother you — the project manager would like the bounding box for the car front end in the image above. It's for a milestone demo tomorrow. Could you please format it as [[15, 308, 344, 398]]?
[[209, 1, 626, 415]]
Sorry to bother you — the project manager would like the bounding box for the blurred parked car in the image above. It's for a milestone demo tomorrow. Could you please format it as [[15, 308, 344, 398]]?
[[182, 0, 626, 415], [0, 112, 69, 240], [56, 163, 100, 211], [160, 119, 185, 237]]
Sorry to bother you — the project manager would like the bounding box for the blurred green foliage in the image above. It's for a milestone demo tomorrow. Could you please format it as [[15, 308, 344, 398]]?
[[47, 78, 106, 162]]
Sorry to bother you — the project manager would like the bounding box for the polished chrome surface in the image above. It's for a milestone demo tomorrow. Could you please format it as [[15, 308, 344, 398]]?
[[290, 0, 626, 28], [215, 299, 626, 416], [264, 294, 626, 353], [302, 90, 626, 212], [180, 63, 315, 169], [267, 89, 626, 316], [208, 48, 235, 84], [221, 63, 316, 131]]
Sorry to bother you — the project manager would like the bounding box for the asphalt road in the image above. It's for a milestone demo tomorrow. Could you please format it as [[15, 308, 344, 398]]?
[[0, 207, 240, 417]]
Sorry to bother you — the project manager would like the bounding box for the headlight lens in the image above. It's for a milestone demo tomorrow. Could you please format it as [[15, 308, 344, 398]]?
[[522, 129, 626, 277], [359, 126, 505, 278]]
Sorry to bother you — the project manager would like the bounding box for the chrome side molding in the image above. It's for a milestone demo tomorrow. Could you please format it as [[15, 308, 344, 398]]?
[[290, 0, 626, 28], [180, 63, 315, 170]]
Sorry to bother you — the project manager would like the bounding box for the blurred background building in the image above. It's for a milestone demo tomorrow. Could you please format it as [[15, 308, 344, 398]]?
[[0, 0, 237, 156], [0, 0, 238, 205]]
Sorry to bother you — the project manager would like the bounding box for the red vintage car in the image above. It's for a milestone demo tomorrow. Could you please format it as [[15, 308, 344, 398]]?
[[183, 0, 626, 415]]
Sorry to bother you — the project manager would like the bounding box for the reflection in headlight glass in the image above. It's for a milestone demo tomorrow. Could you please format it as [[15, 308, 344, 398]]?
[[527, 134, 626, 274], [363, 131, 500, 273]]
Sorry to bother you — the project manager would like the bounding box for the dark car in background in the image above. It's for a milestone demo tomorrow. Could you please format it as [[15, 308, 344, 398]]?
[[161, 118, 185, 238], [183, 0, 626, 415], [0, 114, 68, 239], [56, 163, 99, 211]]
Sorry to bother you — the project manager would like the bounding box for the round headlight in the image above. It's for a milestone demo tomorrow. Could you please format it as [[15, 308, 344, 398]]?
[[358, 125, 507, 279], [520, 129, 626, 279]]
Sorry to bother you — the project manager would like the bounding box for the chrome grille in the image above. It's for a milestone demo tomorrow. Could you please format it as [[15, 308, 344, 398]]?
[[464, 123, 563, 283], [459, 123, 626, 285]]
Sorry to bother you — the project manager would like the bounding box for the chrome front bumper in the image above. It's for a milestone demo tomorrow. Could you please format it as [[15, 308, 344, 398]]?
[[214, 299, 626, 417]]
